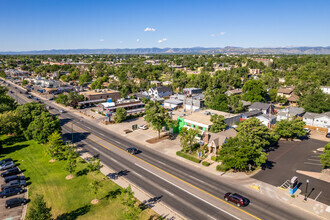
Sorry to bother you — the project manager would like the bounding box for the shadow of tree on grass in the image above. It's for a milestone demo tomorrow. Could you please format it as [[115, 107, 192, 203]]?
[[57, 205, 91, 220]]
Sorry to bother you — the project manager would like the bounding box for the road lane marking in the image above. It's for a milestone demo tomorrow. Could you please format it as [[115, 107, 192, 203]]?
[[315, 191, 322, 201], [208, 215, 217, 220], [157, 161, 166, 166], [66, 121, 262, 220], [134, 172, 143, 178], [163, 189, 175, 197], [135, 163, 241, 220]]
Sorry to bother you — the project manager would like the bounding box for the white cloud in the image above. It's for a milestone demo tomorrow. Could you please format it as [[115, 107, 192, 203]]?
[[210, 32, 226, 37], [99, 39, 105, 42], [144, 27, 156, 32], [136, 39, 140, 42], [158, 38, 167, 43]]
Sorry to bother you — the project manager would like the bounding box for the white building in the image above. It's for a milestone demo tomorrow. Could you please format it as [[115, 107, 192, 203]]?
[[320, 86, 330, 95], [256, 114, 277, 127], [303, 112, 330, 131], [148, 86, 173, 99], [277, 107, 305, 121]]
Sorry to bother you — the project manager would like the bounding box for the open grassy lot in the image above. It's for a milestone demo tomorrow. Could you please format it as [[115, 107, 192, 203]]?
[[0, 135, 157, 219]]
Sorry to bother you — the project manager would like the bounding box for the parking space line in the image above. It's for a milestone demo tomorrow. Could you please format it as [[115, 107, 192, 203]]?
[[303, 162, 322, 166], [315, 191, 322, 201], [307, 159, 320, 162]]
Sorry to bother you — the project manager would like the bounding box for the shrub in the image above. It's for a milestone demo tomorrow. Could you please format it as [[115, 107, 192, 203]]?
[[176, 151, 201, 163], [216, 164, 230, 172], [211, 156, 219, 162], [202, 161, 210, 167]]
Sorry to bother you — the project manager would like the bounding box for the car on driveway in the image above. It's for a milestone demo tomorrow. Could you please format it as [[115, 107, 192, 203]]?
[[0, 161, 15, 171], [5, 197, 28, 209], [1, 179, 27, 191], [139, 125, 148, 130], [1, 167, 20, 177], [126, 147, 138, 155], [4, 175, 25, 184], [224, 193, 249, 207], [0, 158, 13, 166], [326, 133, 330, 138], [0, 187, 24, 198]]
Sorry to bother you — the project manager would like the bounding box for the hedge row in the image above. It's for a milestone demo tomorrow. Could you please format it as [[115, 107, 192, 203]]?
[[176, 151, 201, 163], [202, 161, 210, 167]]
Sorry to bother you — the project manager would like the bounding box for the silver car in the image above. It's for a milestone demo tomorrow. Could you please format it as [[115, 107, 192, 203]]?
[[0, 161, 15, 171]]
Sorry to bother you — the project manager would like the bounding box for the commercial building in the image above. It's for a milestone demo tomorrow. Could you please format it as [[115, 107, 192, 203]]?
[[177, 109, 241, 133], [100, 99, 145, 115], [80, 89, 121, 101]]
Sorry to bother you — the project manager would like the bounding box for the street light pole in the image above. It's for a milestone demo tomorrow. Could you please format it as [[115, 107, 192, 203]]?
[[304, 179, 309, 201]]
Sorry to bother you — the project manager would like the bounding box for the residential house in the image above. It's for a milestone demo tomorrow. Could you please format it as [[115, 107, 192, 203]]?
[[135, 91, 149, 100], [287, 94, 299, 107], [148, 86, 173, 99], [225, 88, 242, 96], [320, 86, 330, 95], [164, 99, 183, 109], [240, 110, 263, 120], [303, 112, 330, 132], [170, 93, 205, 111], [204, 129, 237, 154], [248, 102, 274, 114], [249, 69, 261, 75], [162, 81, 172, 86], [277, 107, 305, 121], [277, 87, 294, 98], [256, 114, 277, 127], [183, 88, 203, 96]]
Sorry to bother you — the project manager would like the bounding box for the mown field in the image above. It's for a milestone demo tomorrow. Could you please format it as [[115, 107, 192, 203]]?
[[0, 135, 158, 219]]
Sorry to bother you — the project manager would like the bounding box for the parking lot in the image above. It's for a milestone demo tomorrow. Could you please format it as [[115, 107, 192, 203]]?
[[0, 165, 27, 220], [253, 138, 330, 205]]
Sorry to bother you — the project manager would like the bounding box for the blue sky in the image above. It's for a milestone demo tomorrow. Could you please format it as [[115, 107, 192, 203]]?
[[1, 0, 330, 51]]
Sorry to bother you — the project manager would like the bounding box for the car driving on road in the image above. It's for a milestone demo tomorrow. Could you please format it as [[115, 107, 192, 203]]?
[[5, 197, 28, 209], [126, 147, 138, 155], [224, 193, 249, 207]]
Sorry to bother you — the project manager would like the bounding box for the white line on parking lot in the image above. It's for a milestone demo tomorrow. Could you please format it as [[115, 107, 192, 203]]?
[[311, 155, 320, 158], [307, 159, 320, 162], [304, 162, 322, 166], [135, 163, 242, 220], [6, 215, 21, 219], [315, 191, 322, 201]]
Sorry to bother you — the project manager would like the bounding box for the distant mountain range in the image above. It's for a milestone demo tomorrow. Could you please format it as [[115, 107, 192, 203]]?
[[1, 46, 330, 55]]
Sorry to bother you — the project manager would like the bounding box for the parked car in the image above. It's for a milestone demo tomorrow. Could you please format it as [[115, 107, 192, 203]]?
[[139, 124, 148, 130], [34, 97, 39, 100], [48, 97, 54, 100], [5, 197, 28, 209], [126, 147, 138, 155], [0, 187, 24, 198], [304, 128, 311, 134], [0, 158, 13, 166], [59, 109, 65, 113], [326, 133, 330, 138], [0, 161, 15, 171], [224, 193, 249, 207], [1, 179, 27, 191], [4, 175, 25, 183], [1, 167, 20, 177]]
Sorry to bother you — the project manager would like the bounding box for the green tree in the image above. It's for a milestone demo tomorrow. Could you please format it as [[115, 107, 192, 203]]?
[[242, 79, 267, 103], [301, 90, 330, 113], [205, 89, 229, 112], [27, 194, 52, 220], [78, 73, 92, 86], [67, 91, 84, 108], [16, 102, 46, 132], [121, 185, 142, 220], [22, 80, 28, 86], [24, 112, 61, 143], [114, 107, 127, 123], [0, 111, 20, 135], [236, 117, 271, 150], [319, 143, 330, 169], [87, 157, 103, 180], [89, 180, 102, 201], [46, 131, 63, 160], [228, 95, 245, 113], [64, 142, 78, 177], [144, 101, 170, 138], [274, 119, 306, 140], [55, 94, 68, 105], [269, 88, 278, 102], [0, 86, 16, 113], [179, 127, 199, 153], [209, 114, 227, 132]]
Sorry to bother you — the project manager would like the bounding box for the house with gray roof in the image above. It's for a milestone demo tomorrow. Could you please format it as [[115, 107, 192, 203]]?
[[277, 107, 305, 121], [248, 102, 274, 114], [148, 86, 173, 99], [203, 128, 237, 154], [241, 110, 263, 119], [303, 112, 330, 131], [256, 114, 277, 127]]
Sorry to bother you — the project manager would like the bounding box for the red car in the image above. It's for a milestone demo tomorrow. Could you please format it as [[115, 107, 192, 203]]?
[[224, 193, 249, 207]]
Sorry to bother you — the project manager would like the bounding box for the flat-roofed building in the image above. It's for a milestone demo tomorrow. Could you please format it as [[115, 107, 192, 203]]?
[[81, 89, 121, 101]]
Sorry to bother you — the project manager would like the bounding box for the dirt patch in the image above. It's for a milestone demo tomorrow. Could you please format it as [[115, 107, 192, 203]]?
[[146, 134, 169, 144], [91, 199, 99, 204], [65, 174, 75, 180], [49, 159, 56, 163]]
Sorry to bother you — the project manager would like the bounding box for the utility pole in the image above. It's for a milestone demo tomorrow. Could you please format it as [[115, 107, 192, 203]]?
[[268, 101, 272, 128]]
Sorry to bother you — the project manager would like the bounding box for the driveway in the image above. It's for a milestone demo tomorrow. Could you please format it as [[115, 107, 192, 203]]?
[[253, 138, 330, 205]]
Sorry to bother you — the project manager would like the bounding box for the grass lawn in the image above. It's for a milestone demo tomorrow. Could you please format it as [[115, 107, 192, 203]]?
[[0, 135, 158, 219]]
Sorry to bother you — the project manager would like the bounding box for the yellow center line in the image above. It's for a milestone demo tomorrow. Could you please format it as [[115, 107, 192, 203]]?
[[65, 121, 262, 220]]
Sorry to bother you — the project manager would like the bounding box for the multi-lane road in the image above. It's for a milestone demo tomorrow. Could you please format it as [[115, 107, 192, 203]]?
[[3, 80, 320, 220]]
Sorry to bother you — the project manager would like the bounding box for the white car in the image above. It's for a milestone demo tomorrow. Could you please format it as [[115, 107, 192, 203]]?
[[139, 125, 148, 130], [59, 109, 65, 113]]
